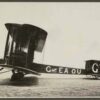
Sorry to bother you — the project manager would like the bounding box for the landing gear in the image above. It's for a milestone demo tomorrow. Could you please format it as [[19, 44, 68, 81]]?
[[10, 69, 24, 81]]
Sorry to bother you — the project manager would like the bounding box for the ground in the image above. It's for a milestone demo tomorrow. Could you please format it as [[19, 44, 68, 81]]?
[[0, 71, 100, 98]]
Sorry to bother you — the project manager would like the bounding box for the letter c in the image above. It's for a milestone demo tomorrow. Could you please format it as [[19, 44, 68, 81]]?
[[46, 66, 51, 73], [92, 63, 99, 73]]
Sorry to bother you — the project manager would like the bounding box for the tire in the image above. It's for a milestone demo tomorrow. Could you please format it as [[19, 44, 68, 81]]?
[[10, 72, 24, 81]]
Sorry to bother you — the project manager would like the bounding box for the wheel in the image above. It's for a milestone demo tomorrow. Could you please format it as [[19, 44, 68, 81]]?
[[86, 75, 92, 78], [10, 72, 24, 81], [93, 75, 99, 79]]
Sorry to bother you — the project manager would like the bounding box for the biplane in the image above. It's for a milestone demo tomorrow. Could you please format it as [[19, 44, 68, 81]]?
[[0, 23, 100, 81]]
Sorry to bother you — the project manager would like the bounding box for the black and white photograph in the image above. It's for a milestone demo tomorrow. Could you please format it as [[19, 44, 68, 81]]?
[[0, 2, 100, 98]]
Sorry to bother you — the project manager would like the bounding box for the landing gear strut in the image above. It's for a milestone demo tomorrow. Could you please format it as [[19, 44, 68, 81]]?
[[10, 69, 24, 81]]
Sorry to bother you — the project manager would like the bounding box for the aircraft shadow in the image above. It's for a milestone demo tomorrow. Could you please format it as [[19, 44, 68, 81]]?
[[0, 76, 39, 86]]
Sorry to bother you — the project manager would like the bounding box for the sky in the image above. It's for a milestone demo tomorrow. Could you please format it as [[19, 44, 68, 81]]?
[[0, 3, 100, 69]]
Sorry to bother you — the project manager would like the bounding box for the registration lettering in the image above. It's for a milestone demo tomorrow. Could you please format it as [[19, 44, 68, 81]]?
[[92, 63, 99, 73], [46, 66, 81, 74]]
